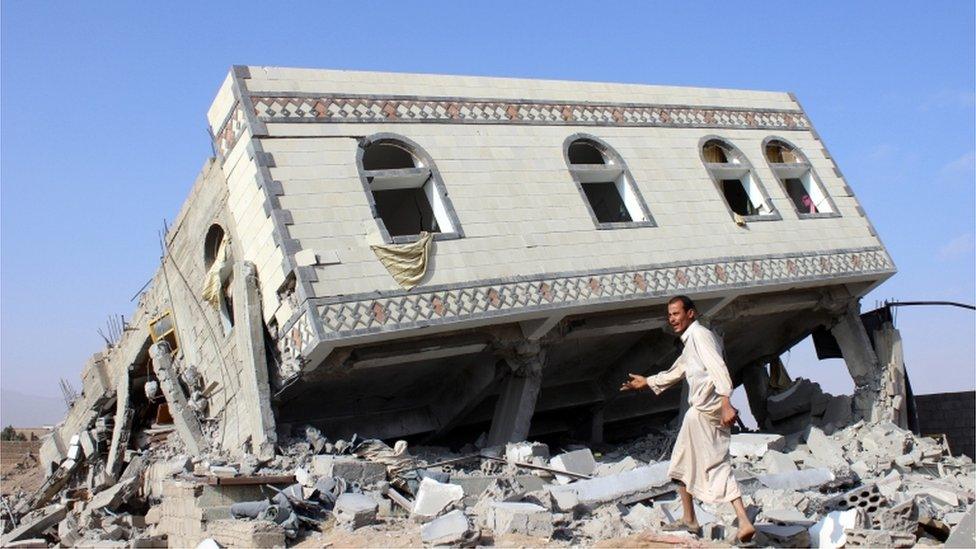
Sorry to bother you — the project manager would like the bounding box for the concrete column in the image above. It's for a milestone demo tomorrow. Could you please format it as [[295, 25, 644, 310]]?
[[233, 261, 278, 460], [830, 301, 882, 420], [487, 344, 545, 446], [741, 361, 771, 429], [151, 342, 207, 455]]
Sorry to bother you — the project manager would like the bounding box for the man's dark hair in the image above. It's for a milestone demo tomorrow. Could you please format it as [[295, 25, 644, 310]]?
[[667, 295, 696, 312]]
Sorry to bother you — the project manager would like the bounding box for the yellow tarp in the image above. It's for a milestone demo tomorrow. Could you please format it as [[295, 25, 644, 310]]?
[[370, 232, 433, 290], [202, 238, 230, 307]]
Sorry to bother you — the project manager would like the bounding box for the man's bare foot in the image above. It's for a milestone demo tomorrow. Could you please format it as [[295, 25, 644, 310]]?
[[736, 523, 756, 543]]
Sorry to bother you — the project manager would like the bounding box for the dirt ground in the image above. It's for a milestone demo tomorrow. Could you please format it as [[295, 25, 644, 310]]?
[[0, 452, 44, 498]]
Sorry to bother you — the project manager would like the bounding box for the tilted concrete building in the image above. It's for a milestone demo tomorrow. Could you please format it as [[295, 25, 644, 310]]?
[[42, 66, 897, 472]]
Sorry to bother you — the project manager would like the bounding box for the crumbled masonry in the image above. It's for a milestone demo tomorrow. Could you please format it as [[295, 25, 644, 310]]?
[[2, 66, 968, 546]]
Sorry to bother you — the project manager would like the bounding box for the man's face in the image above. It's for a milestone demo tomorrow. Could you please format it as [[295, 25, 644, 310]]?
[[667, 301, 696, 335]]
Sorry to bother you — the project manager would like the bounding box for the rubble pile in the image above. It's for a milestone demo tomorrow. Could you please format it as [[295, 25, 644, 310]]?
[[2, 411, 973, 548]]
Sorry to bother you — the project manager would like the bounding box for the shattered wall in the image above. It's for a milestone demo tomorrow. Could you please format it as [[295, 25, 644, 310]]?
[[915, 391, 976, 459]]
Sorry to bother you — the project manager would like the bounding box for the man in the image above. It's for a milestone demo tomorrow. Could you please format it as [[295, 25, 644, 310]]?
[[620, 295, 756, 544]]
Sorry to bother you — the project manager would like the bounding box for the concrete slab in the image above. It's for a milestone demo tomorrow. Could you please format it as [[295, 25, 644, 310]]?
[[549, 449, 597, 484], [730, 433, 786, 458], [547, 462, 672, 512], [420, 509, 471, 545], [489, 501, 553, 537], [412, 477, 464, 521], [756, 468, 835, 491]]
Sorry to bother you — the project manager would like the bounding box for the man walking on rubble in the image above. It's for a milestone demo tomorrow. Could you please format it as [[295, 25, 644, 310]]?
[[620, 295, 756, 545]]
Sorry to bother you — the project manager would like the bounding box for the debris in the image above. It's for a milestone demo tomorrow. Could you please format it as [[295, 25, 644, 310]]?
[[334, 493, 378, 531], [411, 477, 464, 521], [729, 433, 786, 458], [420, 509, 474, 546], [945, 504, 976, 548], [755, 523, 811, 547], [756, 468, 835, 491], [547, 462, 672, 512], [843, 527, 915, 547], [549, 449, 597, 484], [487, 501, 553, 537], [808, 508, 861, 549], [312, 455, 386, 485], [505, 442, 549, 465], [0, 504, 67, 546]]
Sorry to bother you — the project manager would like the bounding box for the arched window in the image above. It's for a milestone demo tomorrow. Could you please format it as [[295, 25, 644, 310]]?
[[357, 134, 463, 243], [202, 223, 233, 333], [700, 138, 779, 223], [564, 135, 655, 228], [763, 137, 838, 218]]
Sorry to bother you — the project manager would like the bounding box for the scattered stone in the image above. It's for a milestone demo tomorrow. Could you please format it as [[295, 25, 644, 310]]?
[[622, 503, 665, 531], [411, 477, 464, 521], [0, 504, 67, 546], [594, 456, 641, 477], [806, 427, 849, 470], [823, 483, 885, 515], [547, 462, 672, 512], [334, 493, 379, 531], [420, 509, 473, 546], [729, 433, 786, 458], [763, 507, 815, 526], [945, 504, 976, 548], [843, 528, 914, 547], [755, 523, 811, 547], [756, 468, 835, 491], [488, 501, 553, 537], [808, 508, 861, 549], [873, 498, 917, 533], [549, 449, 597, 484], [312, 455, 386, 485], [505, 441, 549, 465], [761, 450, 798, 474]]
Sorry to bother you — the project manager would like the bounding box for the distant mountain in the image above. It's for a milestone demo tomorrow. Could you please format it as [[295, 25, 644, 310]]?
[[0, 388, 67, 428]]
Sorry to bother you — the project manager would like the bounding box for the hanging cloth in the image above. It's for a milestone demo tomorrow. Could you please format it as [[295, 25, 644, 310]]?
[[370, 232, 433, 290], [202, 237, 231, 307], [768, 356, 793, 391]]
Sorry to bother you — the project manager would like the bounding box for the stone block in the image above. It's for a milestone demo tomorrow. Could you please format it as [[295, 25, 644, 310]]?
[[756, 468, 835, 491], [823, 483, 885, 515], [207, 518, 287, 547], [334, 493, 378, 531], [420, 509, 472, 546], [505, 441, 549, 464], [806, 427, 849, 470], [488, 502, 553, 537], [0, 504, 67, 546], [79, 429, 97, 458], [547, 462, 672, 512], [755, 523, 811, 547], [549, 449, 597, 484], [622, 503, 665, 531], [945, 504, 976, 548], [843, 528, 914, 548], [822, 395, 853, 427], [760, 450, 798, 474], [807, 508, 861, 549], [873, 498, 917, 533], [729, 433, 786, 458], [767, 379, 821, 421], [411, 477, 464, 521], [312, 455, 387, 485], [594, 456, 641, 477]]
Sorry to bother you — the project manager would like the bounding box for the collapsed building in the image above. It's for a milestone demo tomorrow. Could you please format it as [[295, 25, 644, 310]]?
[[7, 67, 972, 548]]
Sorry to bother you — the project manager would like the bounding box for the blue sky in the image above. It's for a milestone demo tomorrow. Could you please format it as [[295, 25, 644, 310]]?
[[2, 2, 974, 424]]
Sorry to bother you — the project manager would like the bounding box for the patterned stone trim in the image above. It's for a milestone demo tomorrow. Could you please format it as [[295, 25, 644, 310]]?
[[215, 103, 247, 158], [247, 94, 811, 130], [306, 247, 893, 344]]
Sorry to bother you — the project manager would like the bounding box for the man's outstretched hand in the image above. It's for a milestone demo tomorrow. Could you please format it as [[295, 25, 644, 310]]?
[[620, 373, 648, 392]]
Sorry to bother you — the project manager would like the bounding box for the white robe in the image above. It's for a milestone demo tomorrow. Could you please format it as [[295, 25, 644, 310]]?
[[647, 320, 741, 503]]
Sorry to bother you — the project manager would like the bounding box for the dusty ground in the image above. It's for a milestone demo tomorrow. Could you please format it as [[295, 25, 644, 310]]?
[[0, 452, 44, 497]]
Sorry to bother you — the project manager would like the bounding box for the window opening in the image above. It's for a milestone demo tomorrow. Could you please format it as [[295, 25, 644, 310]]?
[[701, 138, 775, 220], [148, 311, 179, 353], [564, 137, 653, 227], [764, 139, 835, 216], [202, 223, 234, 334], [359, 136, 461, 241]]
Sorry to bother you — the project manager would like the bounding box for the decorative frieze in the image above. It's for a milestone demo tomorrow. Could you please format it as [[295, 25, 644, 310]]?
[[300, 247, 893, 346]]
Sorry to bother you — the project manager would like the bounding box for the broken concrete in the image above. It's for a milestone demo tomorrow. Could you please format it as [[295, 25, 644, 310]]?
[[411, 477, 464, 521], [334, 493, 378, 531], [311, 455, 386, 485], [547, 462, 672, 512], [549, 448, 597, 484], [420, 509, 472, 545], [729, 432, 785, 458], [488, 501, 553, 537]]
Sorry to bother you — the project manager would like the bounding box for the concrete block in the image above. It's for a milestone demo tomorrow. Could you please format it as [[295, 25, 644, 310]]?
[[505, 441, 549, 464], [420, 509, 472, 546], [729, 433, 786, 458], [334, 493, 378, 530], [0, 504, 67, 546], [312, 455, 386, 485], [488, 502, 553, 537], [843, 528, 914, 548], [768, 379, 821, 421], [756, 468, 835, 491], [755, 524, 811, 547], [547, 462, 672, 512], [595, 456, 641, 477], [945, 504, 976, 548], [807, 508, 860, 549], [822, 395, 853, 426], [622, 503, 666, 531], [824, 483, 885, 515], [806, 427, 849, 470], [760, 450, 798, 474], [412, 477, 464, 521], [549, 449, 597, 484]]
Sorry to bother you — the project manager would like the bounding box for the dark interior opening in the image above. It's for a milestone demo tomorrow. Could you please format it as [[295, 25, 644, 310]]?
[[766, 141, 798, 164], [785, 178, 816, 213], [722, 179, 755, 216], [373, 188, 438, 236], [703, 142, 730, 163], [582, 182, 631, 223], [568, 141, 606, 165], [363, 143, 416, 170], [204, 224, 225, 270]]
